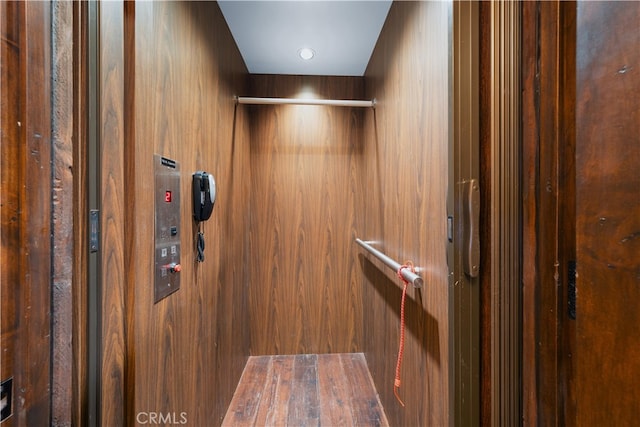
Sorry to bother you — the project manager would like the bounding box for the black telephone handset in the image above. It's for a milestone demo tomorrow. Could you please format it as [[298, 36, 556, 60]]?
[[192, 171, 216, 222]]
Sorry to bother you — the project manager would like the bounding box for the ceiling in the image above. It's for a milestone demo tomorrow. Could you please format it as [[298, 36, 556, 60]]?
[[218, 1, 392, 76]]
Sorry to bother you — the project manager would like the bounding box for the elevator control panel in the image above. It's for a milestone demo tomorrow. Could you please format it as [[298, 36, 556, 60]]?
[[154, 155, 181, 303]]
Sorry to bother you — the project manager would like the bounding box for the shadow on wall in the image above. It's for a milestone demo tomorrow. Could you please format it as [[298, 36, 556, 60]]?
[[360, 255, 441, 367]]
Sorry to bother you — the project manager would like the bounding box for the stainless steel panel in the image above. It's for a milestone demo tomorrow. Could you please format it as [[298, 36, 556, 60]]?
[[154, 155, 181, 303]]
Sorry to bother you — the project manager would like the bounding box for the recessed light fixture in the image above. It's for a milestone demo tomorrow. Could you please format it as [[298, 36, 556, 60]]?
[[298, 47, 315, 60]]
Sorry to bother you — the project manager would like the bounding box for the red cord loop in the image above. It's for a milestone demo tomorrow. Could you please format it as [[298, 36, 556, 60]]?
[[394, 262, 415, 407], [397, 263, 415, 284]]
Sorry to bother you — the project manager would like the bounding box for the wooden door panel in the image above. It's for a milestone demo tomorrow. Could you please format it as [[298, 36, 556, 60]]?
[[1, 1, 52, 425], [1, 4, 22, 423], [575, 1, 640, 425]]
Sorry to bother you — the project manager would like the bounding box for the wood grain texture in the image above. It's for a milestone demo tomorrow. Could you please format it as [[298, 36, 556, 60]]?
[[223, 353, 388, 427], [247, 75, 364, 355], [130, 2, 250, 425], [123, 2, 137, 423], [72, 3, 89, 425], [478, 5, 492, 424], [51, 2, 75, 424], [361, 2, 451, 426], [574, 1, 640, 425], [1, 7, 21, 420], [521, 3, 540, 424], [558, 4, 577, 426], [99, 1, 127, 425], [521, 2, 577, 425], [0, 1, 52, 425]]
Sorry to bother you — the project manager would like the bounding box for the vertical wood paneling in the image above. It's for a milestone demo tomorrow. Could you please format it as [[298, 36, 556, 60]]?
[[361, 2, 451, 426], [131, 2, 250, 425], [123, 1, 137, 422], [18, 3, 53, 420], [248, 75, 364, 355], [522, 2, 576, 425], [479, 6, 493, 424], [1, 8, 22, 425], [1, 1, 52, 425], [521, 3, 541, 424], [51, 2, 75, 424], [558, 5, 577, 425], [72, 3, 89, 425], [99, 1, 127, 425]]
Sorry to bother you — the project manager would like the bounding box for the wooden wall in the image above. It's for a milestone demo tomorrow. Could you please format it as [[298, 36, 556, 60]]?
[[98, 1, 127, 424], [361, 2, 451, 425], [247, 75, 364, 355], [360, 2, 451, 425], [51, 2, 75, 424], [521, 2, 576, 424], [0, 2, 52, 425], [98, 2, 252, 424], [574, 1, 640, 425]]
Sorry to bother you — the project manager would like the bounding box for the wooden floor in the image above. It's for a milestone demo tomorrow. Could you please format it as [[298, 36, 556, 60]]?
[[222, 353, 389, 427]]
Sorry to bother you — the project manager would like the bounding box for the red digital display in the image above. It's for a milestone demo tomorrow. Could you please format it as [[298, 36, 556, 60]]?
[[165, 190, 172, 203]]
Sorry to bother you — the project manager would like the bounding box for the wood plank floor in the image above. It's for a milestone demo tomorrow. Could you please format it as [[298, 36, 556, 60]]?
[[222, 353, 389, 427]]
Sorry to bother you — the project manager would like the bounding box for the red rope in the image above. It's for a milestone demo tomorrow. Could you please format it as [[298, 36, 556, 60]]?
[[394, 261, 414, 407]]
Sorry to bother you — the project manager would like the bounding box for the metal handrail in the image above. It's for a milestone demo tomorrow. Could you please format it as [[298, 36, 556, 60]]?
[[236, 96, 376, 108], [355, 238, 423, 288]]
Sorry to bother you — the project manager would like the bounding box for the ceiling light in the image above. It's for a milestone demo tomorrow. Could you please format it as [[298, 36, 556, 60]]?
[[298, 48, 315, 60]]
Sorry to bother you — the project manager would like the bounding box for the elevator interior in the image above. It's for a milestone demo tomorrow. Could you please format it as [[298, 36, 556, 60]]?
[[87, 1, 478, 425], [0, 1, 479, 426]]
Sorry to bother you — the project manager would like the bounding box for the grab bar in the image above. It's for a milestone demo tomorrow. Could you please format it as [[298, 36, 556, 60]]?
[[236, 96, 376, 108], [355, 239, 423, 288]]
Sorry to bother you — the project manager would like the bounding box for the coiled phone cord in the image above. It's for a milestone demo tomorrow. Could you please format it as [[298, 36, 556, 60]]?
[[196, 223, 205, 262]]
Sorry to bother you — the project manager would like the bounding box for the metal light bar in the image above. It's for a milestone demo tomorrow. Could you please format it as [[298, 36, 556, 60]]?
[[355, 238, 423, 288], [236, 96, 376, 108]]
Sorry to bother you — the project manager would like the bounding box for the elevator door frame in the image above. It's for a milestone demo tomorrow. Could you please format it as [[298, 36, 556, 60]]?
[[449, 2, 480, 426]]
